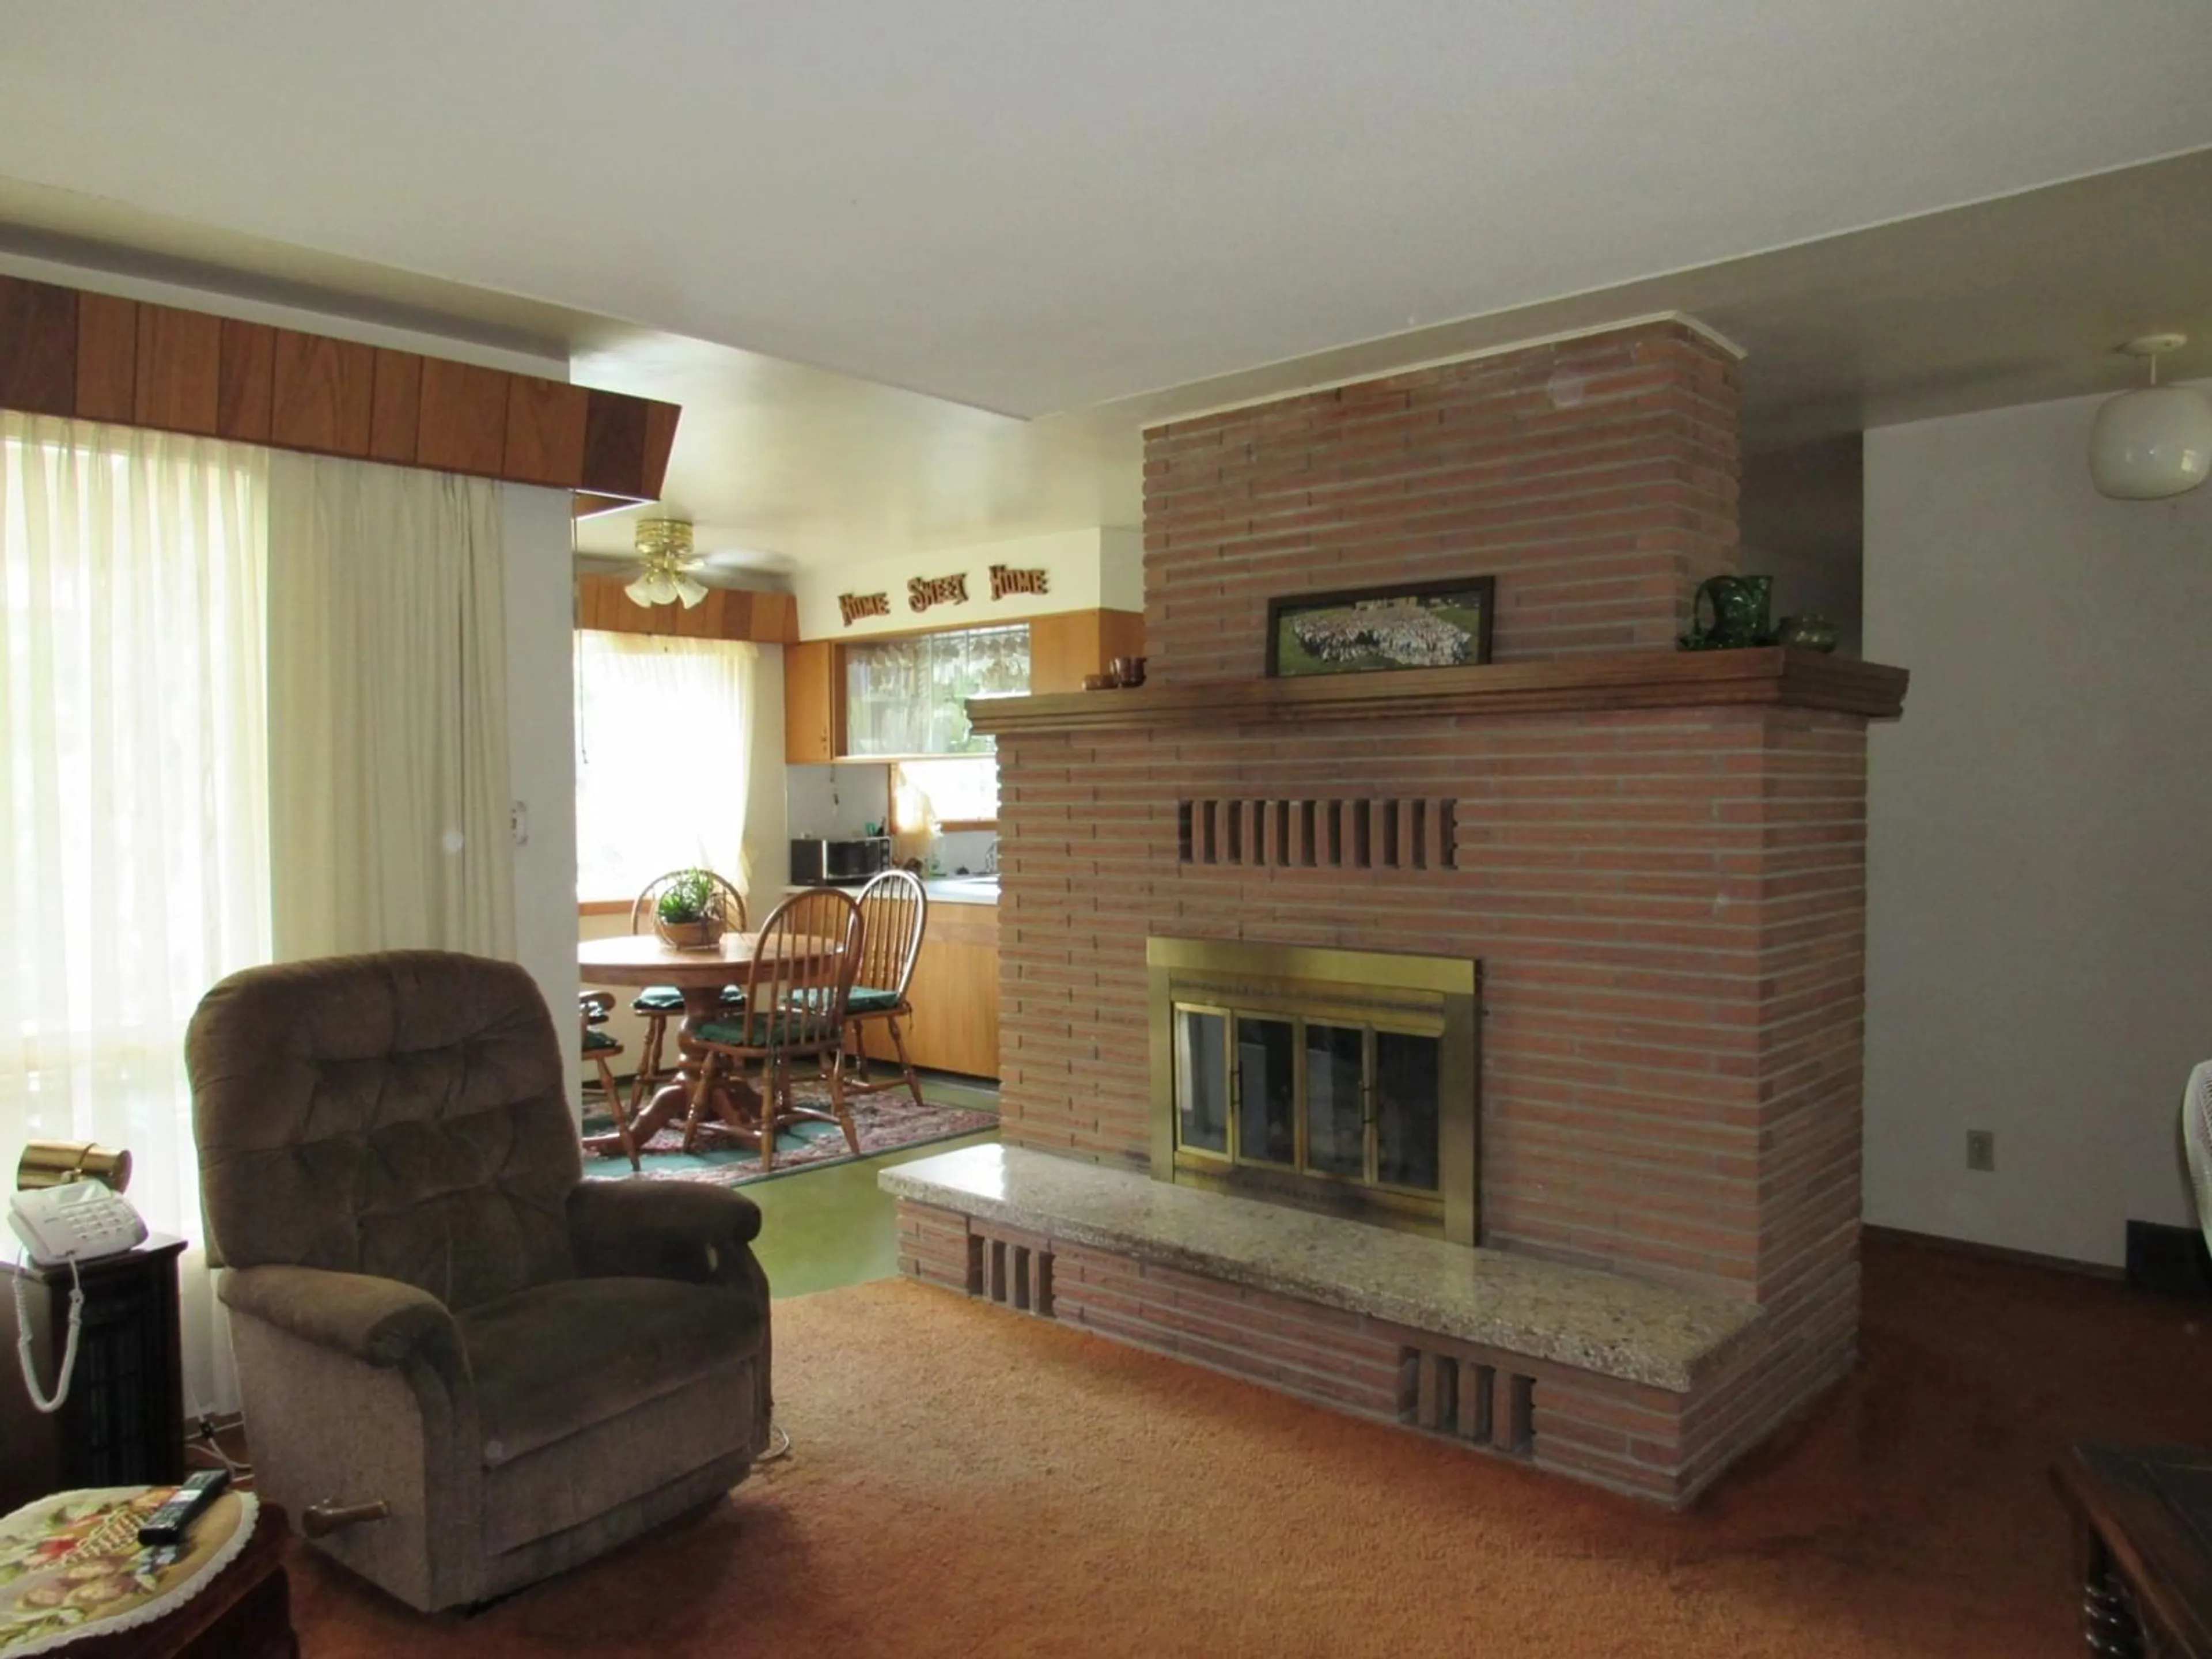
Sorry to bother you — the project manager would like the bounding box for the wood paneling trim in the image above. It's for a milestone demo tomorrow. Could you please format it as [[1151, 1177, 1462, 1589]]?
[[415, 358, 509, 477], [503, 378, 589, 487], [0, 273, 679, 503], [271, 330, 375, 456], [367, 350, 422, 464], [0, 276, 77, 416], [640, 402, 680, 502], [579, 393, 645, 495], [215, 320, 276, 444], [74, 293, 138, 423], [969, 647, 1910, 737], [132, 305, 221, 435], [575, 575, 799, 645]]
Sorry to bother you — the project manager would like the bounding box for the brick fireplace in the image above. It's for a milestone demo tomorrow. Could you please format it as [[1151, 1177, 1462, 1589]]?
[[884, 317, 1908, 1503]]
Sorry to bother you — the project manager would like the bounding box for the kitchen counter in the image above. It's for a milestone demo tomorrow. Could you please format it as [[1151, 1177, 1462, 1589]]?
[[783, 876, 997, 906], [922, 876, 998, 906]]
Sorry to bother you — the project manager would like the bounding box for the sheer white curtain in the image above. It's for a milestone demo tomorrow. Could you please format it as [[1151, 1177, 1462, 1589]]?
[[0, 412, 270, 1416], [574, 632, 755, 902], [266, 455, 515, 960]]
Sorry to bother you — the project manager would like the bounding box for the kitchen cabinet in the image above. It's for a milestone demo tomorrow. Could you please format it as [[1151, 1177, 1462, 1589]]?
[[1028, 608, 1145, 694], [862, 899, 999, 1079], [783, 639, 839, 763]]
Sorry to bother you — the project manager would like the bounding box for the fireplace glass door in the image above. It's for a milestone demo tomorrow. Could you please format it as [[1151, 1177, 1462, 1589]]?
[[1150, 939, 1479, 1242], [1171, 1001, 1445, 1215]]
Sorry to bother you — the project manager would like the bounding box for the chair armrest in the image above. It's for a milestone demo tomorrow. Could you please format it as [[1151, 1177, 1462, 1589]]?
[[567, 1180, 764, 1290], [219, 1264, 466, 1391]]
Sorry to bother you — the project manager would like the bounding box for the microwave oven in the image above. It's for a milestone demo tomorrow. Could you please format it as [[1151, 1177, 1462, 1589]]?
[[789, 836, 894, 885]]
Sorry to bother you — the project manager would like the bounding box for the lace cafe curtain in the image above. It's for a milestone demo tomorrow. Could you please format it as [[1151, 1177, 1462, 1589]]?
[[0, 412, 271, 1416]]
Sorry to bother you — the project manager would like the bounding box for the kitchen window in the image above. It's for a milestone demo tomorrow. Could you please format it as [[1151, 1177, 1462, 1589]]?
[[844, 623, 1029, 757], [891, 756, 1000, 832]]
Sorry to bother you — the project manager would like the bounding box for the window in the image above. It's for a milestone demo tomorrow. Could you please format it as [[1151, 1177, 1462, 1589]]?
[[892, 756, 1001, 832], [844, 623, 1029, 756], [574, 632, 757, 901], [2, 412, 270, 1414]]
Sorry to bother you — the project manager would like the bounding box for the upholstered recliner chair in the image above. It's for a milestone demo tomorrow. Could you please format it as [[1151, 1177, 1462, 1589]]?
[[187, 950, 771, 1612]]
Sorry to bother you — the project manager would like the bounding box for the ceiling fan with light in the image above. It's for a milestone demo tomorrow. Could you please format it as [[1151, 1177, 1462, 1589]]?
[[620, 517, 710, 608]]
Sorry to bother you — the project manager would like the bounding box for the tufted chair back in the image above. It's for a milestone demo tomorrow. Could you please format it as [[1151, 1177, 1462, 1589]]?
[[188, 950, 580, 1312]]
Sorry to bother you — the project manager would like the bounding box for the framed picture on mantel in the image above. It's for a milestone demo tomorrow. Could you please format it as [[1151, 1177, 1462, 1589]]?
[[1265, 575, 1496, 678]]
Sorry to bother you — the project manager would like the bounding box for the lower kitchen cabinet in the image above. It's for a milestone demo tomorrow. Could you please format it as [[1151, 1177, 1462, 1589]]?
[[861, 900, 998, 1079]]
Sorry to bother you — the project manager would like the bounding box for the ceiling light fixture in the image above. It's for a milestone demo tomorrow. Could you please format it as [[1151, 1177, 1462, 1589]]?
[[624, 517, 709, 608], [2089, 334, 2212, 501]]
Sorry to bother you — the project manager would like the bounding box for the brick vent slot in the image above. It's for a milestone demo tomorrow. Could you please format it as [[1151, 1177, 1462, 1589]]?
[[1399, 1346, 1535, 1458], [967, 1225, 1055, 1317], [1177, 797, 1455, 871]]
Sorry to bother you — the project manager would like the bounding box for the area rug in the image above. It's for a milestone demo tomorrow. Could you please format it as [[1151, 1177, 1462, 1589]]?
[[287, 1236, 2210, 1658], [581, 1074, 996, 1188]]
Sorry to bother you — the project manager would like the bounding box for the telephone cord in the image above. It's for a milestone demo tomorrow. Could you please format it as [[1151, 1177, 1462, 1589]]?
[[12, 1252, 84, 1415]]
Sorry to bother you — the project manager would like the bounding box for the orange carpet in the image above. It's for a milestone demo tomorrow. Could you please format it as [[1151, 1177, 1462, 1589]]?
[[290, 1236, 2212, 1658]]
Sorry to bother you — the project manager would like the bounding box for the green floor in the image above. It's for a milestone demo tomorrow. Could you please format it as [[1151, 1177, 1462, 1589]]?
[[745, 1124, 997, 1298], [585, 1068, 999, 1301]]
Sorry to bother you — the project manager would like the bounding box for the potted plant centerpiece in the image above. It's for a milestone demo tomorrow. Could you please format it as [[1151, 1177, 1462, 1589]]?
[[653, 868, 724, 949]]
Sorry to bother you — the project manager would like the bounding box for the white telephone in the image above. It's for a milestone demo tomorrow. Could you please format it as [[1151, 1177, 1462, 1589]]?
[[10, 1179, 147, 1267], [10, 1179, 147, 1415]]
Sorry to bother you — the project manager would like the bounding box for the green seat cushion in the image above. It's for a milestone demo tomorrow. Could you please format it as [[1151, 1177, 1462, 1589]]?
[[582, 1028, 620, 1052], [698, 991, 841, 1048], [846, 986, 903, 1014], [632, 984, 746, 1014]]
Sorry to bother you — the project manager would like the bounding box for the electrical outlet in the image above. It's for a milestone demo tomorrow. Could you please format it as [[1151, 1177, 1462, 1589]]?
[[1965, 1129, 1995, 1172]]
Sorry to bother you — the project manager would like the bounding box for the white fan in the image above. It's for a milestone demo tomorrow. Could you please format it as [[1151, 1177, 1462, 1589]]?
[[2183, 1061, 2212, 1252]]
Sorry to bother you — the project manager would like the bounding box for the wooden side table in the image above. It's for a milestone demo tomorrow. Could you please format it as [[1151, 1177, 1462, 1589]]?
[[2054, 1442, 2212, 1657], [60, 1502, 297, 1659], [0, 1236, 186, 1509]]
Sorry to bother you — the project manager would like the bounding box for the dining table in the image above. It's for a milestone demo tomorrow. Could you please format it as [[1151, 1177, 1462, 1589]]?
[[576, 933, 773, 1159]]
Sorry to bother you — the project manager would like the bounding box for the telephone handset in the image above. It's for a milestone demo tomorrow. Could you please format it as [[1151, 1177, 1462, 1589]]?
[[10, 1178, 149, 1415]]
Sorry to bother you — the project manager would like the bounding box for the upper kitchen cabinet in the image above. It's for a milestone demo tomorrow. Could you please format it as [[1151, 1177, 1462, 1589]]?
[[1029, 609, 1146, 694], [783, 639, 840, 763]]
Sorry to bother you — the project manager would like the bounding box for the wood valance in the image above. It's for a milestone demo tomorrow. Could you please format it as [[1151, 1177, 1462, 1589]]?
[[575, 575, 798, 643], [967, 647, 1909, 736], [0, 274, 677, 506]]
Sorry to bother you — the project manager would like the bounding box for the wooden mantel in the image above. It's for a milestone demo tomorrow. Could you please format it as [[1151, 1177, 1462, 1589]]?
[[967, 647, 1909, 737], [0, 273, 678, 506]]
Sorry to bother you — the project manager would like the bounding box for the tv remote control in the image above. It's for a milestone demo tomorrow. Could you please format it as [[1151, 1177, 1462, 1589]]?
[[137, 1469, 230, 1547]]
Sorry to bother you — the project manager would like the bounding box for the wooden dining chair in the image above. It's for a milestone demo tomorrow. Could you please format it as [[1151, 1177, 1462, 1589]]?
[[840, 868, 930, 1110], [685, 887, 863, 1170], [625, 869, 749, 1112], [578, 990, 641, 1171]]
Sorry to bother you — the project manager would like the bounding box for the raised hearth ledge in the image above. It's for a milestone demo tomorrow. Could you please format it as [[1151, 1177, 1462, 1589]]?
[[967, 646, 1907, 737], [881, 1144, 1762, 1392]]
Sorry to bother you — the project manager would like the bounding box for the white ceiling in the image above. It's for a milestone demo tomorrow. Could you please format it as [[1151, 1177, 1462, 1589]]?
[[2, 0, 2208, 419], [1, 4, 2210, 574]]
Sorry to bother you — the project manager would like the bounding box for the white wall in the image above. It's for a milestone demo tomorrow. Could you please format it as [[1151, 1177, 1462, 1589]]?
[[789, 527, 1136, 640], [743, 643, 789, 896], [501, 486, 580, 1100], [1863, 385, 2212, 1266]]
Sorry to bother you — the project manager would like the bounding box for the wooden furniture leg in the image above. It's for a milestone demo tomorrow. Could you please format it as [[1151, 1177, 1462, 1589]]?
[[592, 1051, 641, 1170], [824, 1047, 862, 1153], [882, 1014, 927, 1109]]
